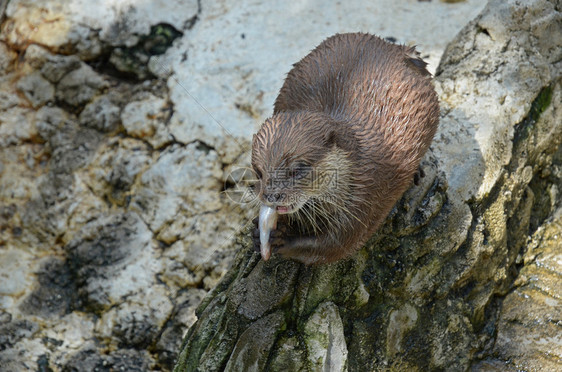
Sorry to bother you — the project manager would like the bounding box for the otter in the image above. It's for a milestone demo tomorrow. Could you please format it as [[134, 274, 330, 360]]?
[[251, 33, 439, 265]]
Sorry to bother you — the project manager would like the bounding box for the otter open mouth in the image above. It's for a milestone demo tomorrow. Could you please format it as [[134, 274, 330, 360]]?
[[275, 197, 309, 215], [276, 205, 291, 214]]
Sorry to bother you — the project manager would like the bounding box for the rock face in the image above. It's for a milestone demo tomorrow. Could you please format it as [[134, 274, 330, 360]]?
[[472, 208, 562, 371], [175, 1, 562, 371], [0, 1, 227, 371], [2, 0, 560, 371]]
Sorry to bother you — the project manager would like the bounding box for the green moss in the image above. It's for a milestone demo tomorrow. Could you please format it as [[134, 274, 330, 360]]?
[[268, 336, 306, 371], [108, 23, 183, 80], [174, 304, 228, 372], [528, 85, 553, 123], [512, 85, 554, 146], [144, 24, 184, 55]]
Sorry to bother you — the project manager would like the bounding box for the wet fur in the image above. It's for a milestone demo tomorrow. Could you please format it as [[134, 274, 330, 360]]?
[[252, 33, 439, 264]]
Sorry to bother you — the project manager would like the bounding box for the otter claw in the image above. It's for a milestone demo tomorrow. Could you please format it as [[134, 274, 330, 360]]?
[[252, 217, 261, 253], [252, 230, 261, 253], [251, 217, 289, 255], [270, 229, 285, 238], [270, 236, 286, 250]]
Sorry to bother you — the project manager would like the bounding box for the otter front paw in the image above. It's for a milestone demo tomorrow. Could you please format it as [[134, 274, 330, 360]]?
[[269, 228, 288, 251], [252, 217, 261, 253], [252, 217, 288, 255]]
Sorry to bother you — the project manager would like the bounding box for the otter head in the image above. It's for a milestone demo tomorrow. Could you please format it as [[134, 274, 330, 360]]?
[[251, 111, 354, 217]]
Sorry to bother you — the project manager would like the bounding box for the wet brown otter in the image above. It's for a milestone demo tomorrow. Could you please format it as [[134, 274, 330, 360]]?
[[252, 33, 439, 265]]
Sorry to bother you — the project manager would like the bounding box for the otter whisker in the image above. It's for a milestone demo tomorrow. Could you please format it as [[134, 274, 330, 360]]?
[[251, 33, 439, 264], [319, 194, 368, 229]]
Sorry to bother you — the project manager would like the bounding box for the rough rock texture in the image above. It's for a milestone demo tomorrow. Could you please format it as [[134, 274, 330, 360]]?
[[0, 0, 225, 370], [472, 207, 562, 371], [175, 1, 562, 371], [11, 0, 562, 370]]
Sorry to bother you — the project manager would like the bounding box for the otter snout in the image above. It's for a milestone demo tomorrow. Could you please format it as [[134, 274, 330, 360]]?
[[263, 192, 284, 203]]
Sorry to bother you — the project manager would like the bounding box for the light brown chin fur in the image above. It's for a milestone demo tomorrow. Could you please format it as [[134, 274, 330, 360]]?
[[252, 33, 439, 265]]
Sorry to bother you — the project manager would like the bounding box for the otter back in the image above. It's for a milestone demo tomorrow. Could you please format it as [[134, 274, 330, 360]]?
[[252, 33, 439, 265]]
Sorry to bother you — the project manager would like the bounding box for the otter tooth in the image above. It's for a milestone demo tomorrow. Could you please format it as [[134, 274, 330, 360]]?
[[259, 205, 278, 261]]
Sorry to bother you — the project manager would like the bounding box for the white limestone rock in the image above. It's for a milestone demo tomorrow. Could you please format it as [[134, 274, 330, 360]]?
[[161, 240, 207, 289], [55, 64, 108, 107], [35, 106, 69, 140], [303, 301, 348, 372], [386, 304, 419, 356], [0, 89, 20, 111], [85, 137, 152, 204], [0, 144, 42, 203], [45, 313, 95, 350], [0, 249, 34, 309], [131, 143, 222, 233], [79, 95, 121, 132], [0, 42, 17, 74], [40, 53, 82, 83], [121, 93, 172, 148], [155, 288, 207, 366], [433, 0, 561, 201], [95, 285, 174, 347], [0, 107, 36, 147], [2, 0, 198, 58], [16, 71, 55, 108], [64, 212, 159, 309]]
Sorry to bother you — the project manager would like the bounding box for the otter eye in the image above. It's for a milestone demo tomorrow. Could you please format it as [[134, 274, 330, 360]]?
[[291, 162, 310, 179]]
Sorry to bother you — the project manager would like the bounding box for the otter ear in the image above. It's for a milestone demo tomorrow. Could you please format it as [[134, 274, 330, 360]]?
[[325, 127, 355, 152], [325, 129, 338, 147], [325, 129, 348, 150]]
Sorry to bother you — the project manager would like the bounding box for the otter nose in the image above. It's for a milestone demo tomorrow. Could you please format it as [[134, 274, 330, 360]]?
[[263, 192, 283, 203]]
